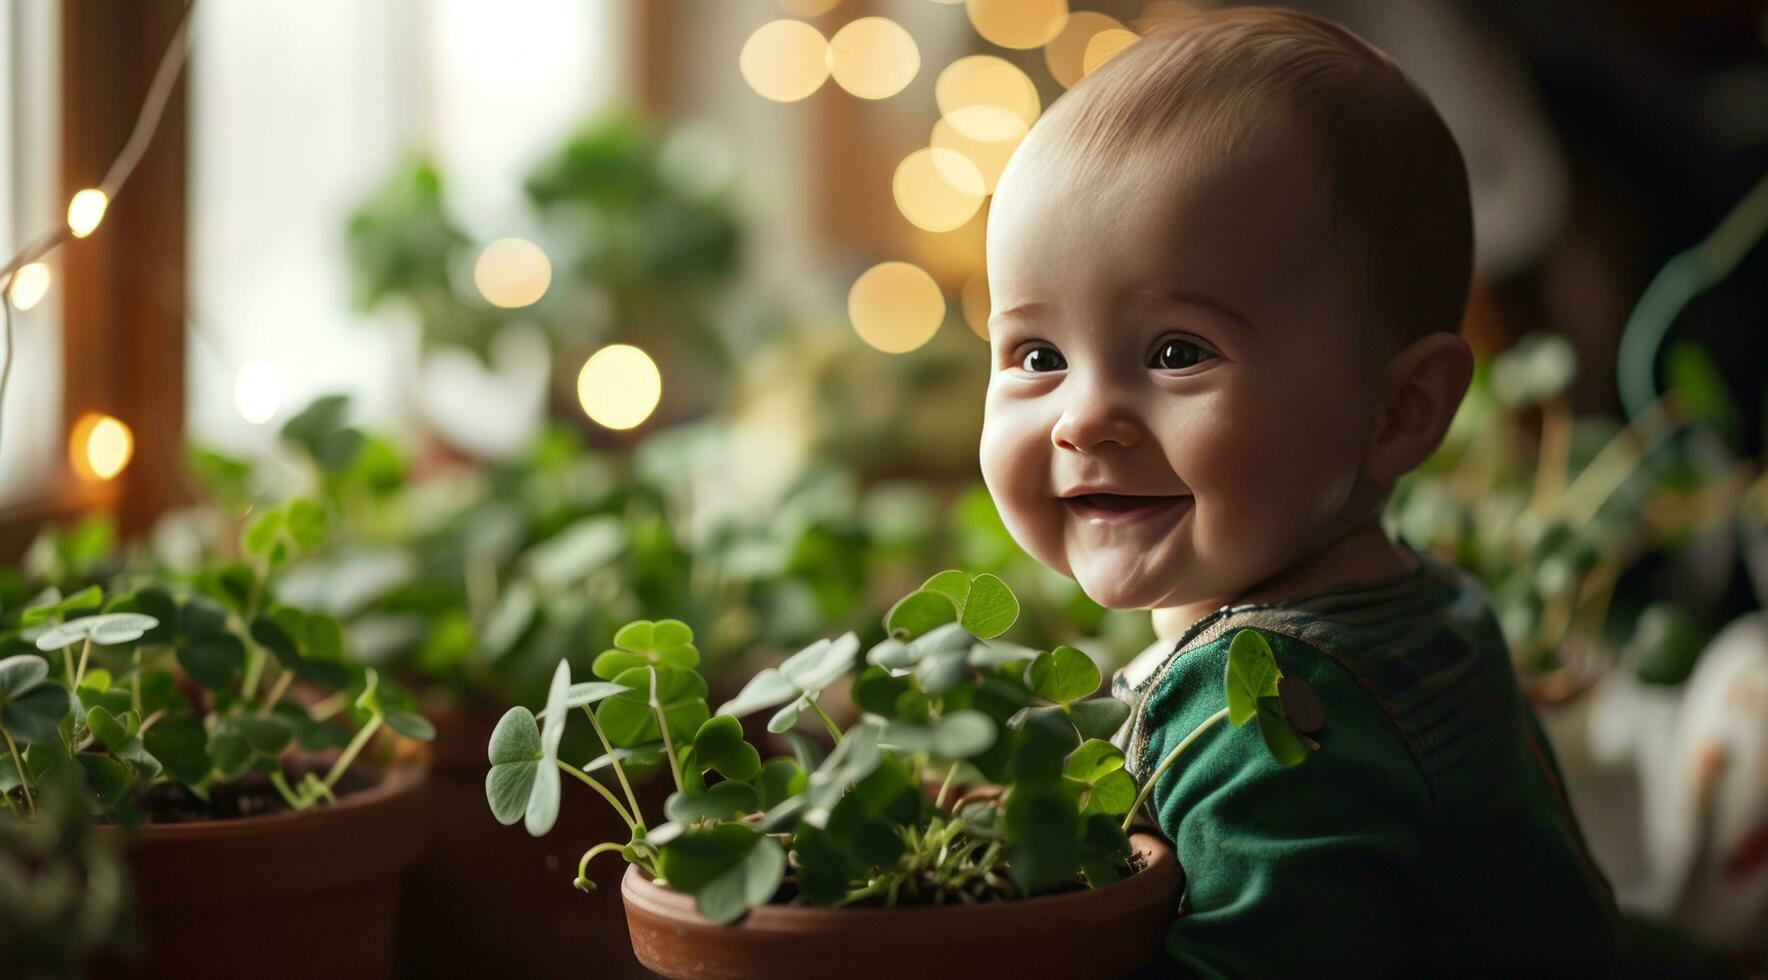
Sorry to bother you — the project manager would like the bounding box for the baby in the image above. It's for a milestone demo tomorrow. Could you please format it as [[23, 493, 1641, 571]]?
[[978, 7, 1616, 976]]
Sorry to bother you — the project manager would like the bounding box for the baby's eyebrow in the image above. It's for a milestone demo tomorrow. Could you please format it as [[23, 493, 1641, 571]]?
[[1145, 289, 1254, 333], [988, 299, 1049, 327]]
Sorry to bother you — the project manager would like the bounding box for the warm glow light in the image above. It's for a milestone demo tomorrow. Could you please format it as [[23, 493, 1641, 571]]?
[[740, 19, 830, 103], [67, 189, 108, 238], [965, 0, 1068, 50], [848, 262, 945, 353], [962, 268, 992, 341], [932, 106, 1028, 194], [70, 414, 133, 481], [1045, 11, 1124, 88], [1083, 28, 1140, 76], [234, 361, 284, 425], [777, 0, 841, 14], [826, 17, 919, 100], [577, 344, 661, 430], [936, 56, 1040, 137], [894, 147, 985, 233], [8, 263, 50, 312], [474, 238, 552, 309]]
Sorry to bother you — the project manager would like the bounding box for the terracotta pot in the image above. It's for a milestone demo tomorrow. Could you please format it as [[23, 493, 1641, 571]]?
[[623, 832, 1180, 980], [397, 699, 670, 979], [103, 763, 429, 980]]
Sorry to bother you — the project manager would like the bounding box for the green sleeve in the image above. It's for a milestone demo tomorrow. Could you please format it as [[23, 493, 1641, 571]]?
[[1138, 628, 1431, 978]]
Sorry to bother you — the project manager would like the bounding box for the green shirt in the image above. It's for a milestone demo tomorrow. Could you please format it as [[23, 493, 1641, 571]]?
[[1113, 548, 1617, 977]]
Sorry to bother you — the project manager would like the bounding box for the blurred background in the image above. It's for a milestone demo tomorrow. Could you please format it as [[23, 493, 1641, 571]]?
[[0, 0, 1765, 971]]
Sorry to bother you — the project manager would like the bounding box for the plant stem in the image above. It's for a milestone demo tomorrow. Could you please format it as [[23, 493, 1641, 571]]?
[[2, 724, 33, 817], [934, 761, 960, 810], [72, 638, 93, 690], [240, 645, 265, 706], [1123, 706, 1229, 832], [61, 642, 75, 688], [577, 841, 628, 883], [269, 770, 304, 810], [131, 649, 143, 715], [321, 712, 382, 795], [582, 705, 644, 832], [308, 690, 351, 721], [649, 668, 686, 795], [809, 699, 842, 742], [557, 760, 636, 830], [259, 669, 294, 715]]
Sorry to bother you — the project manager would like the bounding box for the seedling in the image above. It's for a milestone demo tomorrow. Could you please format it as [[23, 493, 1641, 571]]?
[[485, 570, 1308, 923]]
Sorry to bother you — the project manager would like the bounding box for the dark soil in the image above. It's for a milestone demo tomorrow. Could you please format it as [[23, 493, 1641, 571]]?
[[132, 765, 375, 824]]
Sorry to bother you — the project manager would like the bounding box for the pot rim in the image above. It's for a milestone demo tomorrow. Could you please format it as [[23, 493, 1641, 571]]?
[[100, 758, 429, 842], [622, 830, 1176, 925]]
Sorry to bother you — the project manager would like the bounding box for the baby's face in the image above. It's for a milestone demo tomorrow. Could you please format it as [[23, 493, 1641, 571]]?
[[980, 121, 1383, 611]]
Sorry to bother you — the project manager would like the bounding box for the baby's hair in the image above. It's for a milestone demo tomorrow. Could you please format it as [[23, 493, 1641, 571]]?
[[1029, 5, 1473, 355]]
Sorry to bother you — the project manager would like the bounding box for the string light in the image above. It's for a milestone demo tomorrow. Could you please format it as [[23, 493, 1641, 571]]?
[[473, 238, 552, 309], [848, 261, 945, 353], [70, 413, 134, 481], [577, 344, 661, 430], [67, 189, 109, 238], [935, 56, 1040, 137], [234, 361, 284, 425], [8, 263, 50, 312], [826, 17, 919, 100], [741, 20, 830, 103]]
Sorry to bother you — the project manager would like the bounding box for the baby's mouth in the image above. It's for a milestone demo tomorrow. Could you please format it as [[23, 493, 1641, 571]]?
[[1060, 493, 1190, 523]]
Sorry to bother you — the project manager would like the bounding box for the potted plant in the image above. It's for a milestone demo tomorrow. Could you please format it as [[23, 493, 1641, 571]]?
[[483, 570, 1308, 979], [0, 498, 434, 979]]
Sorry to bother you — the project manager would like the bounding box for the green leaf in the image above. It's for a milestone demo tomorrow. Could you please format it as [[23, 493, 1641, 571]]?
[[958, 573, 1018, 639], [525, 517, 627, 589], [178, 633, 246, 691], [241, 506, 285, 560], [1011, 707, 1078, 787], [209, 731, 252, 779], [691, 714, 761, 782], [480, 582, 537, 664], [1079, 813, 1132, 885], [1027, 646, 1100, 704], [1666, 341, 1740, 443], [1003, 784, 1082, 892], [1255, 696, 1308, 767], [1064, 697, 1131, 741], [591, 618, 700, 681], [597, 665, 709, 748], [657, 824, 783, 924], [1063, 739, 1136, 817], [144, 713, 211, 785], [283, 499, 328, 552], [665, 781, 758, 823], [485, 706, 543, 827], [0, 654, 48, 697], [756, 757, 807, 811], [85, 612, 159, 646], [387, 711, 436, 741], [884, 590, 958, 640], [230, 715, 293, 755], [880, 710, 997, 759], [919, 570, 971, 609], [851, 666, 911, 717], [78, 754, 131, 807], [1224, 629, 1279, 727], [3, 684, 70, 743], [716, 669, 803, 719], [87, 705, 130, 751]]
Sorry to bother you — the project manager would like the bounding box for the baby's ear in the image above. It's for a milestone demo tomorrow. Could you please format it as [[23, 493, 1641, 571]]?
[[1362, 332, 1474, 484]]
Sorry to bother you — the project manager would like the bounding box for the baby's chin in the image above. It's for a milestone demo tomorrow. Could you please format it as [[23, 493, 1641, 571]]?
[[1066, 554, 1181, 611]]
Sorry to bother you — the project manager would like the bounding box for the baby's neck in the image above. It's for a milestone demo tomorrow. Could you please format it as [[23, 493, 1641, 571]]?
[[1150, 520, 1416, 642]]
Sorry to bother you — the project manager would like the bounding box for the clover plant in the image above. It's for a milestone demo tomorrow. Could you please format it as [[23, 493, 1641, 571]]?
[[0, 498, 432, 825], [485, 570, 1306, 923]]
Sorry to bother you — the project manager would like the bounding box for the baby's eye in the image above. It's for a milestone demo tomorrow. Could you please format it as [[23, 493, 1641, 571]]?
[[1020, 346, 1067, 373], [1149, 338, 1215, 371]]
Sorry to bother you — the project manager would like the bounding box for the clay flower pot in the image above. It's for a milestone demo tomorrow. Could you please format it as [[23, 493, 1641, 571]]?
[[622, 831, 1180, 980], [102, 763, 428, 980]]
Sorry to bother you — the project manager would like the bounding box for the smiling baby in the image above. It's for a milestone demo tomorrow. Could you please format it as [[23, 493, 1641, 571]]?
[[978, 7, 1616, 976]]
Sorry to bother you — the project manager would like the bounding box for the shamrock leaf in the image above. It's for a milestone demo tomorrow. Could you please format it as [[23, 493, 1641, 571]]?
[[656, 824, 786, 924], [0, 655, 70, 745], [1062, 739, 1136, 817], [591, 619, 699, 681], [596, 665, 709, 748], [1027, 645, 1101, 704], [485, 659, 571, 836], [878, 710, 997, 760], [1224, 629, 1280, 726], [689, 714, 761, 782], [716, 633, 859, 734], [882, 570, 1019, 641]]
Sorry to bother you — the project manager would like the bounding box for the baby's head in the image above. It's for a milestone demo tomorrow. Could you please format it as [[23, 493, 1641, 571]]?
[[979, 6, 1474, 613]]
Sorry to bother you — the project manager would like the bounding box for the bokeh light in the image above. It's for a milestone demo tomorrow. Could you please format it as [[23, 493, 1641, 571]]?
[[1084, 28, 1140, 76], [1045, 11, 1124, 88], [234, 361, 284, 425], [8, 262, 50, 312], [826, 17, 919, 100], [67, 189, 108, 238], [777, 0, 841, 15], [962, 268, 992, 341], [894, 147, 985, 233], [848, 261, 945, 353], [740, 19, 830, 103], [577, 344, 661, 430], [965, 0, 1069, 50], [932, 106, 1028, 194], [70, 413, 133, 481], [936, 56, 1040, 136], [474, 237, 552, 309]]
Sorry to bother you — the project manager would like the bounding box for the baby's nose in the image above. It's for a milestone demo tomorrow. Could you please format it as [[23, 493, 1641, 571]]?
[[1051, 403, 1143, 452]]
